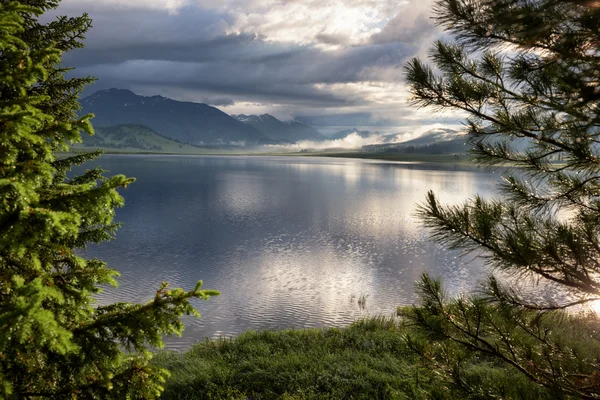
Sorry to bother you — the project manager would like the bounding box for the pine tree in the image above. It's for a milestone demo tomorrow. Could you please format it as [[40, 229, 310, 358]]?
[[0, 2, 218, 398], [402, 0, 600, 398]]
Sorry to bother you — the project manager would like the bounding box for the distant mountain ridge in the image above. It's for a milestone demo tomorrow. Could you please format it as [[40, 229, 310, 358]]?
[[234, 114, 326, 142], [81, 89, 268, 145], [79, 88, 464, 152]]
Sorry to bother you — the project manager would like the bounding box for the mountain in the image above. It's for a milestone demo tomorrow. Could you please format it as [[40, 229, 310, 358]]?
[[72, 124, 207, 153], [81, 89, 267, 145], [328, 128, 374, 140], [234, 114, 326, 142], [284, 121, 326, 141], [234, 114, 292, 142]]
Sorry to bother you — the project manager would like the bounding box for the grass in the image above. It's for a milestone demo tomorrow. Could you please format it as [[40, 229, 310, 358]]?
[[153, 316, 551, 400], [153, 316, 436, 400]]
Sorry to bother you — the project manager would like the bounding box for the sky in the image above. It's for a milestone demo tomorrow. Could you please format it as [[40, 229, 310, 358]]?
[[53, 0, 463, 132]]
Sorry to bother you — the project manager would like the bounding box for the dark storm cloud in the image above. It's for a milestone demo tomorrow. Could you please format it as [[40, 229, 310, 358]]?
[[81, 70, 355, 107], [314, 33, 351, 46], [63, 33, 268, 67], [201, 97, 236, 106], [69, 32, 419, 107], [62, 8, 418, 84]]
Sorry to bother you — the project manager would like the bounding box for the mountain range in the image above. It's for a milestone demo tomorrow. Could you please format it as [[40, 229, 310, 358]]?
[[81, 89, 327, 146], [81, 89, 268, 145], [78, 88, 467, 154]]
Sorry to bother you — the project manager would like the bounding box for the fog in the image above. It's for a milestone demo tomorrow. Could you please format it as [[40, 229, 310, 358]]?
[[262, 131, 421, 152]]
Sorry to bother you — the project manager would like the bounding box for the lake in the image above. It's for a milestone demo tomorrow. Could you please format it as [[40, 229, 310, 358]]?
[[84, 155, 500, 350]]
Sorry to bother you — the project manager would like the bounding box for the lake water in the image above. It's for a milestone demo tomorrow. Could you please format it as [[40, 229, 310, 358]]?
[[84, 155, 500, 350]]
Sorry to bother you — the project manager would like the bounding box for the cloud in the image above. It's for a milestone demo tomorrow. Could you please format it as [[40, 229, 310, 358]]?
[[201, 97, 236, 106], [295, 113, 399, 127], [264, 132, 390, 152], [371, 0, 438, 44], [60, 0, 191, 12], [262, 129, 429, 151], [222, 0, 396, 48], [52, 0, 456, 128]]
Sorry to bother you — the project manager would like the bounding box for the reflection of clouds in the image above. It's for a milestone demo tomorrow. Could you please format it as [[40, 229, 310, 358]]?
[[182, 235, 378, 339], [318, 161, 363, 186], [88, 155, 498, 348], [269, 158, 492, 237], [217, 171, 267, 214], [275, 158, 366, 188], [387, 168, 484, 231], [255, 244, 374, 321]]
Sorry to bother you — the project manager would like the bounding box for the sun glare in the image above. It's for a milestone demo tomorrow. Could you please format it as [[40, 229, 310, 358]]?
[[590, 300, 600, 316]]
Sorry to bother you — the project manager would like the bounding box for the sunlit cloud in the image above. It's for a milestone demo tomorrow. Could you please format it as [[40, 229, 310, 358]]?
[[261, 131, 408, 152], [223, 0, 399, 49], [62, 0, 190, 12]]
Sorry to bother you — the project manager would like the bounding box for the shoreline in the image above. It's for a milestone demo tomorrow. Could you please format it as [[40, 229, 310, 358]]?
[[61, 148, 474, 165]]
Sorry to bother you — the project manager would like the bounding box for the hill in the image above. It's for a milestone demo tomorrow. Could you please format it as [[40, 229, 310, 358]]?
[[234, 114, 326, 142], [394, 128, 463, 146], [81, 89, 267, 145], [72, 124, 207, 154], [362, 128, 467, 154]]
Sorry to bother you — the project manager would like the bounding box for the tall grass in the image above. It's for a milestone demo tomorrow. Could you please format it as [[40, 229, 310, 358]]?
[[154, 316, 553, 399]]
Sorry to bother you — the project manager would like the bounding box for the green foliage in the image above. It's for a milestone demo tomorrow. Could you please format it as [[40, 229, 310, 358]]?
[[404, 0, 600, 398], [155, 317, 447, 400], [0, 2, 217, 398]]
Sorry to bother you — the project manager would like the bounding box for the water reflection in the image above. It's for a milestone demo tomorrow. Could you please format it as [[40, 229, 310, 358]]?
[[83, 155, 499, 349]]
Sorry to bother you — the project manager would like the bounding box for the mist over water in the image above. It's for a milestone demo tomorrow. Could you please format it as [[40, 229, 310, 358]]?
[[265, 132, 396, 151], [84, 155, 500, 350]]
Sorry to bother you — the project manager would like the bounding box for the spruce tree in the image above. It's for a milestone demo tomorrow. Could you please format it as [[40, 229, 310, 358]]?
[[0, 2, 218, 398], [403, 0, 600, 398]]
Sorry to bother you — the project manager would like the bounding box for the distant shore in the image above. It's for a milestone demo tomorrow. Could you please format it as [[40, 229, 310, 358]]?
[[62, 148, 472, 164], [314, 152, 470, 164]]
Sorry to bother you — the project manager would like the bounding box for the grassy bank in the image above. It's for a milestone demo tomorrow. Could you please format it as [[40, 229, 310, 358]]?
[[154, 316, 549, 400]]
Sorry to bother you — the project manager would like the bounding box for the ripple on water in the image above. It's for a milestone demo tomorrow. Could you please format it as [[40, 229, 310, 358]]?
[[83, 156, 498, 349]]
